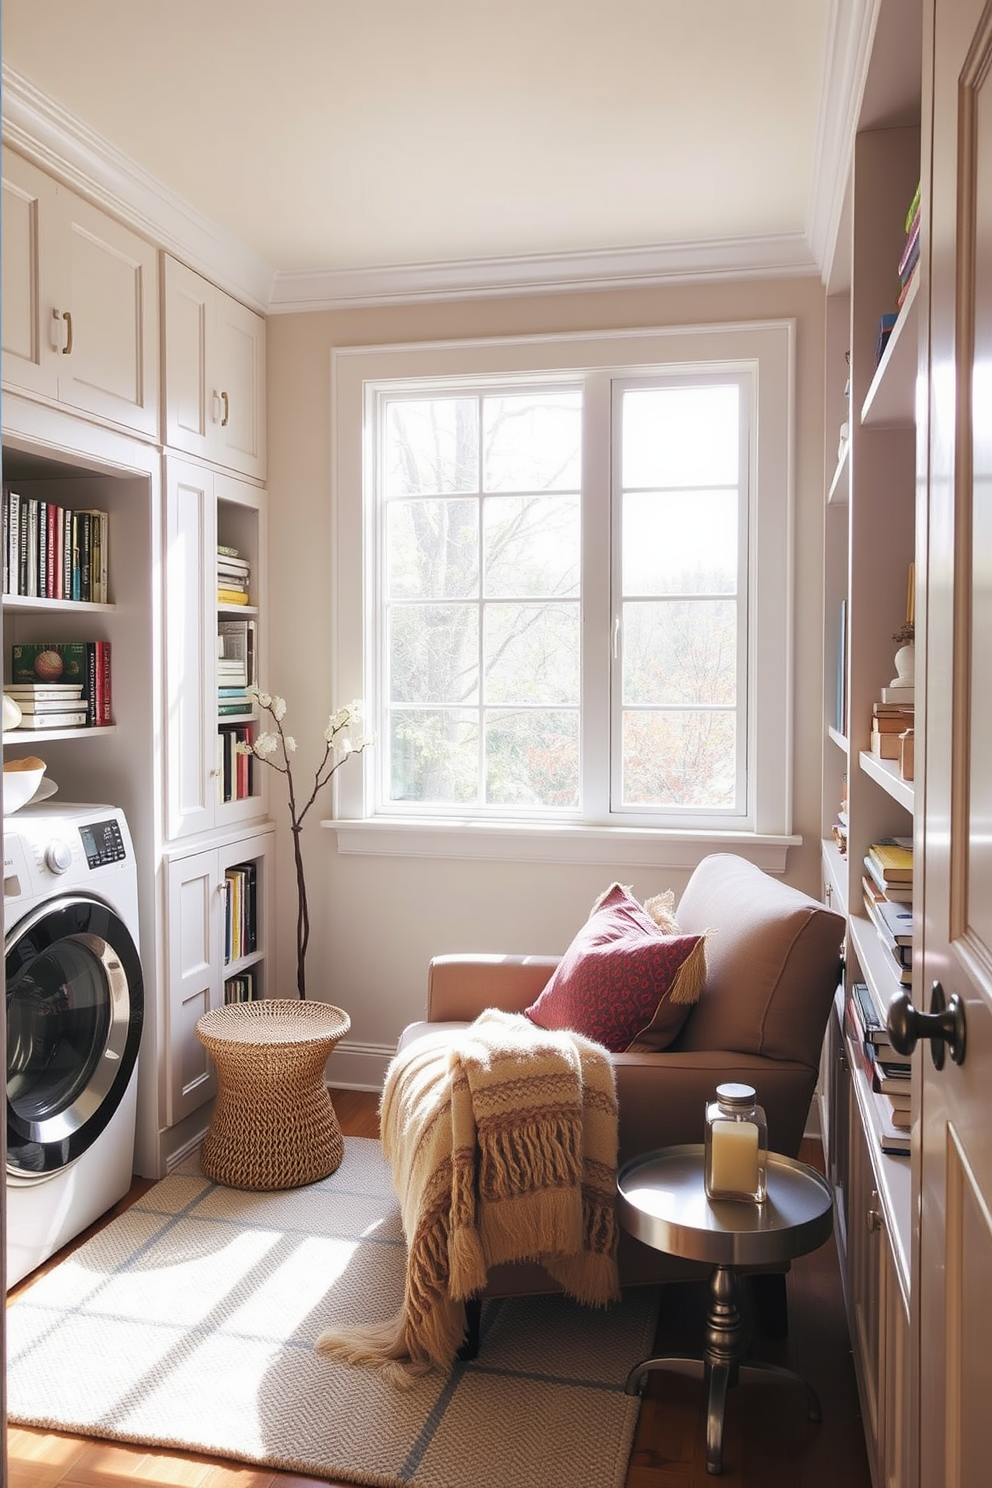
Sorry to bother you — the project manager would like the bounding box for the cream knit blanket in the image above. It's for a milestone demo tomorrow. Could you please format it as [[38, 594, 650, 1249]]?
[[316, 1008, 620, 1381]]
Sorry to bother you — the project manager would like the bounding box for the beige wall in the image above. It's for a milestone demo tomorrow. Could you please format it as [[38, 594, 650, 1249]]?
[[266, 275, 826, 1086]]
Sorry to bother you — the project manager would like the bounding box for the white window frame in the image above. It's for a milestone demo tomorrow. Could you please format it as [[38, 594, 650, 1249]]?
[[330, 321, 798, 871]]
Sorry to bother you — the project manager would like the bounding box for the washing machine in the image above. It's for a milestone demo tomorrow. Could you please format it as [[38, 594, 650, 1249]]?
[[4, 801, 143, 1289]]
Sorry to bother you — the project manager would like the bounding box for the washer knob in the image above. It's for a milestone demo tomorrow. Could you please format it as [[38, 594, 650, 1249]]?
[[45, 839, 74, 874]]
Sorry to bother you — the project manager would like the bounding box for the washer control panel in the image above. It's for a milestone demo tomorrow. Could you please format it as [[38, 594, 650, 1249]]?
[[79, 817, 128, 869]]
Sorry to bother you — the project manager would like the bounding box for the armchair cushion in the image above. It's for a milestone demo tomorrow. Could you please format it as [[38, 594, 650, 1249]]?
[[524, 883, 705, 1053], [673, 853, 845, 1066]]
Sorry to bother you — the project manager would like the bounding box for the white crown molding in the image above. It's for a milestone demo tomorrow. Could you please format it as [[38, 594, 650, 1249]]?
[[806, 0, 877, 289], [268, 232, 819, 313], [1, 65, 276, 313], [4, 31, 858, 317]]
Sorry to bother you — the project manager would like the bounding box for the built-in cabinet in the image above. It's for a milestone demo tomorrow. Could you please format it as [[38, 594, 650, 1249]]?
[[164, 455, 267, 842], [2, 143, 272, 1180], [1, 146, 160, 439], [163, 255, 266, 480], [817, 2, 923, 1483], [164, 826, 274, 1127]]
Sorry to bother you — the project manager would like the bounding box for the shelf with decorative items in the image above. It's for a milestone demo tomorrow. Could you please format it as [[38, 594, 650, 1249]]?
[[817, 6, 922, 1479]]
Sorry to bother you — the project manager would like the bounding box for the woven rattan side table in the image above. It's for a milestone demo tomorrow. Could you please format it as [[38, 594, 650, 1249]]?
[[196, 999, 351, 1190]]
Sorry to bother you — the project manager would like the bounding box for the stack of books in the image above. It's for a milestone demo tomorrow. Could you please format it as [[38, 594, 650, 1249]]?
[[870, 701, 915, 761], [217, 545, 250, 606], [846, 980, 913, 1155], [863, 837, 913, 904], [9, 641, 112, 727], [863, 878, 913, 986], [3, 681, 88, 730], [897, 181, 921, 309]]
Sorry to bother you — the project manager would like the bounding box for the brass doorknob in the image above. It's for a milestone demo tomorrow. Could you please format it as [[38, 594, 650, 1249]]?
[[887, 981, 966, 1069]]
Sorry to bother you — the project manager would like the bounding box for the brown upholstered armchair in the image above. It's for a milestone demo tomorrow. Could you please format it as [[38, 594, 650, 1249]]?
[[397, 853, 844, 1304]]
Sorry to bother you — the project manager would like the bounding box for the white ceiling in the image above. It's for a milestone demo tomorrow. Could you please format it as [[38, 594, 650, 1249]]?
[[2, 0, 860, 311]]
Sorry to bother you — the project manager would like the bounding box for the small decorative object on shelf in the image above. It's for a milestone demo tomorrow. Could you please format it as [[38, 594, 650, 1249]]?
[[704, 1082, 768, 1203], [237, 688, 371, 998], [885, 561, 916, 702]]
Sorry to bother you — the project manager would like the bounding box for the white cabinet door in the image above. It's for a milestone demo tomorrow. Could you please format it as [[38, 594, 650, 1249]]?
[[1, 148, 160, 437], [165, 851, 220, 1126], [213, 288, 266, 477], [165, 456, 216, 841], [2, 153, 60, 399], [164, 255, 266, 479], [165, 829, 275, 1126]]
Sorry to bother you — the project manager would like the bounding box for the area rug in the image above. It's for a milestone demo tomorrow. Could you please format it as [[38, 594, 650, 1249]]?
[[6, 1135, 658, 1488]]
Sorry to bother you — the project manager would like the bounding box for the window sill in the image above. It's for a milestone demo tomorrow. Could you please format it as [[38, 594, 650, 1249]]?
[[324, 818, 801, 872]]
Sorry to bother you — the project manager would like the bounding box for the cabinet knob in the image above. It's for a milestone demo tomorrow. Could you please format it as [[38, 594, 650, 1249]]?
[[888, 981, 966, 1069], [220, 390, 230, 427]]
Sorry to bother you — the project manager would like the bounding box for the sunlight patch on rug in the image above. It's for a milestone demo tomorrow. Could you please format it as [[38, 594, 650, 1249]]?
[[7, 1136, 658, 1488]]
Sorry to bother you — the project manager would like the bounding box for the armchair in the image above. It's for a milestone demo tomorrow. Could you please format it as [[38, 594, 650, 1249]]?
[[397, 853, 844, 1299]]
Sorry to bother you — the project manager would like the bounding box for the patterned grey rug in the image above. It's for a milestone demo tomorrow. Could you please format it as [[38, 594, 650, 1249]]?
[[7, 1136, 658, 1488]]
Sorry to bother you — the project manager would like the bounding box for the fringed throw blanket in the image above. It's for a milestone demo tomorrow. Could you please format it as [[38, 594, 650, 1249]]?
[[316, 1008, 620, 1381]]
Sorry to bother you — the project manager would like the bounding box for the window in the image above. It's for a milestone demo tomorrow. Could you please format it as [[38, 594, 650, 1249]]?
[[332, 323, 795, 861]]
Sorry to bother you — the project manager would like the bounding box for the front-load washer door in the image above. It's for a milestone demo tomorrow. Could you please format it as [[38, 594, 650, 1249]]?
[[6, 893, 143, 1180]]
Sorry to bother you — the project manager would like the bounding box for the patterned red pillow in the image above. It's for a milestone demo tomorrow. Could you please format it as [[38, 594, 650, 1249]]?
[[524, 883, 706, 1053]]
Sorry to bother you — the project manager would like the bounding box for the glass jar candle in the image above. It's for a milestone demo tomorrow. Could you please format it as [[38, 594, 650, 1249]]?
[[704, 1082, 768, 1203]]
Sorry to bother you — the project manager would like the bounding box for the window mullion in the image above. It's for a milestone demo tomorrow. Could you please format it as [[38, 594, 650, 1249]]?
[[581, 371, 614, 822]]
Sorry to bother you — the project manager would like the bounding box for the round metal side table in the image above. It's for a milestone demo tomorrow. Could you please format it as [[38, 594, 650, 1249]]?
[[196, 999, 351, 1190], [618, 1143, 834, 1476]]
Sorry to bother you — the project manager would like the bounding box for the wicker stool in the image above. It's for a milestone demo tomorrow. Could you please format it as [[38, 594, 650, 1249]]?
[[196, 999, 351, 1190]]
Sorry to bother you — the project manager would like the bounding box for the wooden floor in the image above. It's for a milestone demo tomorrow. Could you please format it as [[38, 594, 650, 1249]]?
[[6, 1090, 872, 1488]]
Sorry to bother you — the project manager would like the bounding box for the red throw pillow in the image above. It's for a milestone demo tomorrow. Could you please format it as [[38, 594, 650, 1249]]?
[[524, 883, 706, 1053]]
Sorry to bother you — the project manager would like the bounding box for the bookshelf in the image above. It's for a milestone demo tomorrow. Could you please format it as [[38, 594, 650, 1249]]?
[[817, 0, 923, 1480]]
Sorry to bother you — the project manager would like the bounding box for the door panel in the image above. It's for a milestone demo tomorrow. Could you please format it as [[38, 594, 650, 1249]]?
[[921, 0, 992, 1479]]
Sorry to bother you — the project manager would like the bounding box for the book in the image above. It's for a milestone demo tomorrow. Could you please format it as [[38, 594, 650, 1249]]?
[[872, 705, 914, 731], [11, 642, 88, 686], [4, 682, 85, 697], [18, 709, 89, 729], [880, 683, 914, 704], [851, 980, 895, 1047], [898, 214, 921, 277], [867, 840, 913, 880], [870, 897, 913, 945], [217, 617, 257, 687], [875, 1063, 912, 1097], [877, 312, 898, 362], [6, 694, 86, 714], [877, 1098, 911, 1154], [863, 855, 913, 900]]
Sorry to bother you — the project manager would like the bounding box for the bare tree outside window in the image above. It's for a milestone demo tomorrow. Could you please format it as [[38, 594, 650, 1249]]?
[[376, 376, 747, 817]]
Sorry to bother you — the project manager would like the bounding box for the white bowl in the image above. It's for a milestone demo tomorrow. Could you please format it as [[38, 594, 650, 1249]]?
[[3, 757, 47, 815]]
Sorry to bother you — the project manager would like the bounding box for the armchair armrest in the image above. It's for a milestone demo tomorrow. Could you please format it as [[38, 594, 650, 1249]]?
[[426, 953, 559, 1022]]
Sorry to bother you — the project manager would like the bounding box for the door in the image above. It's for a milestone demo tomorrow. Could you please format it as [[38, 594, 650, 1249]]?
[[213, 290, 266, 479], [917, 0, 992, 1478]]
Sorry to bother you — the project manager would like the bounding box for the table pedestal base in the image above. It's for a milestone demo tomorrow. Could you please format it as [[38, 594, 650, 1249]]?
[[624, 1263, 820, 1475]]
